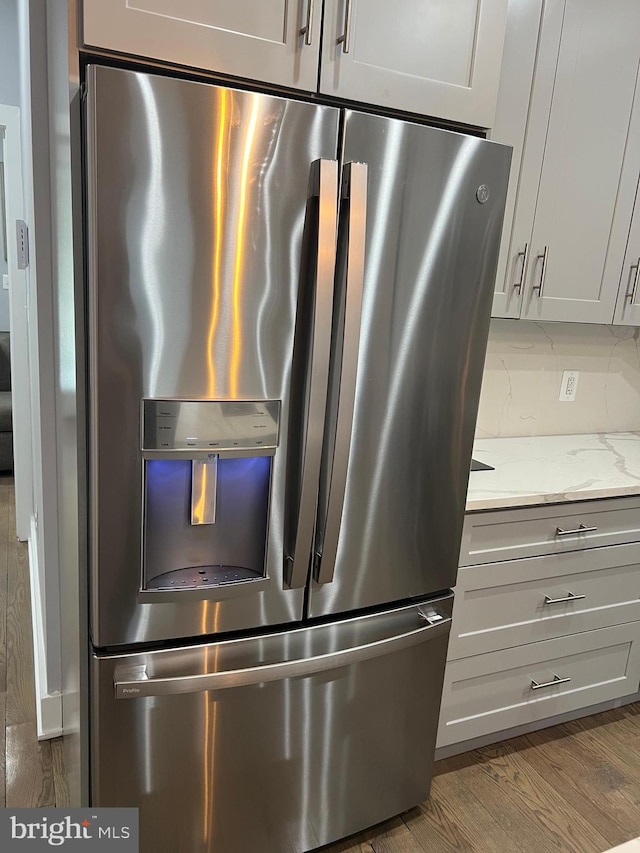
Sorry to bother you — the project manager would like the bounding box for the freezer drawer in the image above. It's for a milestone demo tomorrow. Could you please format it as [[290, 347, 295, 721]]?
[[91, 596, 453, 853]]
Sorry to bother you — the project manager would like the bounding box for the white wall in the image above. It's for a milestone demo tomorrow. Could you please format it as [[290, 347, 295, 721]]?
[[477, 320, 640, 438], [0, 0, 20, 107], [15, 0, 63, 735], [0, 0, 20, 332], [0, 137, 11, 331]]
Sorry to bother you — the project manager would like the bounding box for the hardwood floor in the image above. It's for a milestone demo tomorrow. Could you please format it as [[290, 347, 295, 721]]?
[[0, 477, 68, 808], [321, 705, 640, 853], [0, 477, 638, 850]]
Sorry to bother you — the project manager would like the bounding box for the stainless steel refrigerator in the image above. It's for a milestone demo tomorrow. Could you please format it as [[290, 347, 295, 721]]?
[[85, 64, 510, 852]]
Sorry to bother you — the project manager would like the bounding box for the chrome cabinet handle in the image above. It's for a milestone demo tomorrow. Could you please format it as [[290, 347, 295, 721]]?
[[555, 524, 598, 537], [285, 159, 339, 589], [543, 591, 586, 605], [300, 0, 314, 45], [532, 246, 549, 297], [114, 608, 451, 698], [624, 257, 640, 305], [337, 0, 352, 53], [530, 673, 571, 691], [513, 243, 529, 293], [314, 162, 368, 586]]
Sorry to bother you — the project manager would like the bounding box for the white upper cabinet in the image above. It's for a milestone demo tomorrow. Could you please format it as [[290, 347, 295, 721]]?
[[614, 188, 640, 326], [81, 0, 323, 92], [489, 0, 546, 319], [318, 0, 508, 127], [81, 1, 509, 128], [613, 97, 640, 326], [492, 0, 640, 324]]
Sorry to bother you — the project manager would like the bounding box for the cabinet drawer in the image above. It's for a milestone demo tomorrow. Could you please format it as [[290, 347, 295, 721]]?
[[450, 543, 640, 659], [460, 497, 640, 566], [437, 622, 640, 749]]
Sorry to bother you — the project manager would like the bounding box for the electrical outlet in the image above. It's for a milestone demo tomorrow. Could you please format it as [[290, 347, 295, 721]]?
[[559, 370, 579, 402], [1, 275, 8, 291]]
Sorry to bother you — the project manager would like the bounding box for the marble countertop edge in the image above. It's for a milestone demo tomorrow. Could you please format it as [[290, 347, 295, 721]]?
[[466, 431, 640, 512]]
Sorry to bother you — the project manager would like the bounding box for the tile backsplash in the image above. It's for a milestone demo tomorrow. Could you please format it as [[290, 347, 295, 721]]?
[[476, 320, 640, 438]]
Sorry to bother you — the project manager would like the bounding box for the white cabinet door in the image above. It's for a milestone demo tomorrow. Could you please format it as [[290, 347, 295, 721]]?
[[614, 189, 640, 326], [613, 89, 640, 327], [82, 0, 322, 92], [489, 0, 549, 319], [318, 0, 508, 127], [520, 0, 640, 324]]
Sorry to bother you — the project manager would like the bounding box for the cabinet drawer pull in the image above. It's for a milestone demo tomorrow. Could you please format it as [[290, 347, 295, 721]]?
[[543, 591, 586, 605], [337, 0, 352, 54], [530, 673, 571, 691], [513, 243, 529, 293], [300, 0, 314, 45], [532, 245, 549, 297], [555, 524, 598, 537], [625, 257, 640, 306]]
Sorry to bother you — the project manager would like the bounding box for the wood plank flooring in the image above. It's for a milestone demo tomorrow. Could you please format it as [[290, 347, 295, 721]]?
[[0, 477, 638, 850], [0, 477, 67, 808], [322, 705, 640, 853]]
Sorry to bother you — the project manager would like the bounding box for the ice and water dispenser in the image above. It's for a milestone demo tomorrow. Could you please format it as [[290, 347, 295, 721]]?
[[141, 400, 280, 597]]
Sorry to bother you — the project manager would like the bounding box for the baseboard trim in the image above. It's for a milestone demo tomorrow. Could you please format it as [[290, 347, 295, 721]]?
[[28, 516, 63, 740]]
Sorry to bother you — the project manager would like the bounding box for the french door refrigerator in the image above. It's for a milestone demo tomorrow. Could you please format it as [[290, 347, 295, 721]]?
[[85, 64, 510, 853]]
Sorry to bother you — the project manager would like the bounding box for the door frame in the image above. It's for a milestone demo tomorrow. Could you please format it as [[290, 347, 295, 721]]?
[[0, 103, 33, 541]]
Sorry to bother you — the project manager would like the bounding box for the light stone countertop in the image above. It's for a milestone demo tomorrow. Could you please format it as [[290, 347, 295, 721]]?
[[467, 432, 640, 512]]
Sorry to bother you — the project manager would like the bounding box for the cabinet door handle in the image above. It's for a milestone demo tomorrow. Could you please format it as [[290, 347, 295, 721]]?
[[555, 524, 598, 537], [530, 673, 571, 691], [532, 246, 549, 297], [513, 243, 529, 293], [543, 591, 586, 605], [337, 0, 352, 54], [300, 0, 314, 45], [624, 257, 640, 306]]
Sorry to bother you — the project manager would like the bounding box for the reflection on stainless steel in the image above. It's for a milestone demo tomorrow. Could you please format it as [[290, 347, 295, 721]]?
[[85, 63, 511, 853], [93, 597, 452, 851], [315, 162, 368, 585], [310, 112, 510, 618], [87, 66, 340, 645]]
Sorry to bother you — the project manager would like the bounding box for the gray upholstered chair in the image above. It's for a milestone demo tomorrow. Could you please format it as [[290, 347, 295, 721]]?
[[0, 333, 13, 472]]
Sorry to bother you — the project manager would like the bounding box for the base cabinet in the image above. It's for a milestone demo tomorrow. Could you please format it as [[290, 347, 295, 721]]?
[[439, 496, 640, 752], [438, 622, 640, 748]]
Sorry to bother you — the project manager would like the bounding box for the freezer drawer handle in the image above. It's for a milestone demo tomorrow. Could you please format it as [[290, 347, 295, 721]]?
[[543, 591, 586, 606], [530, 673, 571, 691], [555, 524, 598, 537], [113, 607, 450, 699]]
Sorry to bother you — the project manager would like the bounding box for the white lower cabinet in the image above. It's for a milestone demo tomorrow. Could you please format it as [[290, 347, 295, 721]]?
[[438, 622, 640, 748], [439, 496, 640, 751]]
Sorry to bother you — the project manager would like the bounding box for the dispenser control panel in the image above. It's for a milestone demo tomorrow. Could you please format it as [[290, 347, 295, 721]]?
[[142, 399, 280, 453]]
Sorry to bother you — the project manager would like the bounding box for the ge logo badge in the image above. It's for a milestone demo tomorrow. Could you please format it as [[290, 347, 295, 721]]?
[[476, 184, 490, 204]]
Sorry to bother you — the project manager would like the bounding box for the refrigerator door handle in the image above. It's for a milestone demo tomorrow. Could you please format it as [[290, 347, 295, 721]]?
[[113, 606, 450, 698], [285, 159, 339, 589], [315, 161, 368, 585]]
